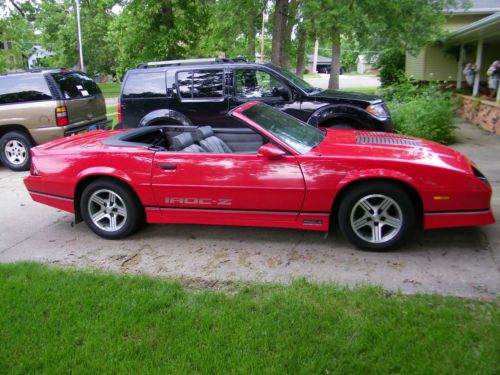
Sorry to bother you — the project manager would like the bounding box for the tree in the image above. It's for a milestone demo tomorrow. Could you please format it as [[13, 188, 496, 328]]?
[[301, 0, 464, 89], [270, 0, 287, 65]]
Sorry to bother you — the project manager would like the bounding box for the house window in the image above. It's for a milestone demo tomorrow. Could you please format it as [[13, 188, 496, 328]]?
[[0, 41, 5, 50], [6, 41, 12, 50], [9, 55, 15, 65]]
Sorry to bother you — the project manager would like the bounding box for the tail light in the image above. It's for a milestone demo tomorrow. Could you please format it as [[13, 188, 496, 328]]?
[[30, 158, 40, 176], [55, 106, 69, 126], [117, 100, 122, 123]]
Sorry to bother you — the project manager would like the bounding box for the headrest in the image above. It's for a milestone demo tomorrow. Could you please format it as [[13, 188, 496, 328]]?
[[172, 132, 195, 151], [196, 126, 214, 140]]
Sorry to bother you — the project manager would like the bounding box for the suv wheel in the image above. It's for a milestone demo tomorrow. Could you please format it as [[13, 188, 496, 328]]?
[[0, 131, 32, 171]]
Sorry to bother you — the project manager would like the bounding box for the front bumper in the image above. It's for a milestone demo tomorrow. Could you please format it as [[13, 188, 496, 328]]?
[[424, 209, 495, 229]]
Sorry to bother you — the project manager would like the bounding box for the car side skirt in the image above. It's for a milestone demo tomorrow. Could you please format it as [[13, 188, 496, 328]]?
[[145, 207, 330, 231], [424, 209, 495, 229]]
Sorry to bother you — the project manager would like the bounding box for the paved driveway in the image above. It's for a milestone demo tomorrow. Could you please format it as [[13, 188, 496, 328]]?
[[305, 74, 380, 90], [0, 120, 498, 298]]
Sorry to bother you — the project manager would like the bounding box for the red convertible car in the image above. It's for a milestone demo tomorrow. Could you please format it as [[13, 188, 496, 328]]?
[[24, 101, 494, 251]]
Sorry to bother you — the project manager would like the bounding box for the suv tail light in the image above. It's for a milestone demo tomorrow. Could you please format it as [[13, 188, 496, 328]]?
[[118, 100, 122, 123], [55, 106, 69, 126]]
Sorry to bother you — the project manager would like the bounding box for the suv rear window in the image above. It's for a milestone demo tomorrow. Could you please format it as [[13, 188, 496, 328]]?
[[122, 72, 166, 99], [50, 71, 101, 99], [0, 75, 52, 105], [176, 70, 224, 99]]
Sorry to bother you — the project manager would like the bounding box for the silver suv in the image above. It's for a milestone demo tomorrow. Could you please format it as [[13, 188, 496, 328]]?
[[0, 69, 109, 171]]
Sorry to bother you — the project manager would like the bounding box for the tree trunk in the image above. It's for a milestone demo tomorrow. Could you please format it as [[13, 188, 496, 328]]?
[[295, 26, 306, 78], [247, 11, 256, 62], [161, 0, 174, 58], [282, 0, 297, 68], [328, 29, 341, 89], [271, 0, 288, 66]]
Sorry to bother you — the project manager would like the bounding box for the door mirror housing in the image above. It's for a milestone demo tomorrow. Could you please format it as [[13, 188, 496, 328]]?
[[272, 86, 290, 101], [257, 143, 286, 159]]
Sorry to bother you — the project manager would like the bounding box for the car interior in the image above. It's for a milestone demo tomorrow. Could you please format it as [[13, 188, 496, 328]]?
[[103, 125, 266, 154]]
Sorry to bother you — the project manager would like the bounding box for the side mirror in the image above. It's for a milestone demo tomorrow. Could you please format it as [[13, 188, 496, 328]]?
[[272, 86, 290, 100], [257, 143, 286, 159]]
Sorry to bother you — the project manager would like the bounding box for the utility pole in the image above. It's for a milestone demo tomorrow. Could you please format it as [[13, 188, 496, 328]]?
[[75, 0, 85, 72]]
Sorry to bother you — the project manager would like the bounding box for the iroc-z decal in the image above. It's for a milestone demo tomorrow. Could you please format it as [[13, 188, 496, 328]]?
[[165, 197, 232, 206]]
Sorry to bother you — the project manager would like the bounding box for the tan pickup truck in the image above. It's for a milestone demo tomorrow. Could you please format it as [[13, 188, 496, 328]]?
[[0, 69, 109, 171]]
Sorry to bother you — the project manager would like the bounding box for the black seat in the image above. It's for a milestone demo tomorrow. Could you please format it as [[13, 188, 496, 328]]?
[[196, 126, 232, 153], [171, 132, 205, 153]]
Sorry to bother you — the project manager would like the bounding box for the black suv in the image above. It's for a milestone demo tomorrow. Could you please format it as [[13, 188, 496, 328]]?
[[119, 58, 392, 131]]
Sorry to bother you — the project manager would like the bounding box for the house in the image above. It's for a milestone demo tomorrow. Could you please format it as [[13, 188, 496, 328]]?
[[357, 54, 379, 74], [27, 45, 54, 69], [306, 54, 332, 74], [0, 34, 24, 71], [405, 0, 500, 99]]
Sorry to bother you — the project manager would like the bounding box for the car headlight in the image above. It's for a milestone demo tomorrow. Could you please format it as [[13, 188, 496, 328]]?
[[472, 166, 490, 186], [366, 103, 389, 119]]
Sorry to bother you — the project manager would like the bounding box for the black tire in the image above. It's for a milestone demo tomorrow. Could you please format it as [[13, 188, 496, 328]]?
[[0, 131, 33, 171], [80, 178, 145, 239], [337, 182, 415, 251]]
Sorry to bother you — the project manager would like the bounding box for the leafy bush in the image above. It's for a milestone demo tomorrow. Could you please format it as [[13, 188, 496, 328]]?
[[380, 81, 456, 144], [376, 48, 405, 87]]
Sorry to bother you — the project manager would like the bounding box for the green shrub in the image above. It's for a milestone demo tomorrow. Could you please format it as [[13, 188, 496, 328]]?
[[375, 48, 405, 87], [382, 82, 456, 144]]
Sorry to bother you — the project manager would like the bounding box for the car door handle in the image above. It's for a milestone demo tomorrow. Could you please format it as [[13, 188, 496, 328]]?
[[160, 164, 177, 170]]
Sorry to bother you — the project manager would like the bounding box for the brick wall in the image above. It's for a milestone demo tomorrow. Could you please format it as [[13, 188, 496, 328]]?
[[456, 94, 500, 135]]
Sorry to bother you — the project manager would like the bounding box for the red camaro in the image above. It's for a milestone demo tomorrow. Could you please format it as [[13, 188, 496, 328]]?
[[24, 101, 494, 251]]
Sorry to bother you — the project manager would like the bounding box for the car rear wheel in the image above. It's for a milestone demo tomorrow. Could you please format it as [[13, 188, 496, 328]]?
[[338, 182, 415, 251], [0, 131, 32, 171], [80, 179, 144, 239]]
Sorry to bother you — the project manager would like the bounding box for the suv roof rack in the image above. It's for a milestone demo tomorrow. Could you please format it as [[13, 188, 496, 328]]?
[[136, 57, 249, 69], [0, 67, 72, 76]]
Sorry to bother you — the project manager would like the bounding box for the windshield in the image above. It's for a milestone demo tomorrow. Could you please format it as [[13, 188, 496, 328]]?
[[240, 103, 325, 154], [268, 64, 316, 93]]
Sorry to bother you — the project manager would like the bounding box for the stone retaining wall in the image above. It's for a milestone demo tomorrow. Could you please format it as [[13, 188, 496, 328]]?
[[456, 94, 500, 135]]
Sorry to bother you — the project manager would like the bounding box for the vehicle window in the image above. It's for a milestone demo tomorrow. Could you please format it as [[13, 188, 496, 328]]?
[[235, 69, 288, 99], [240, 103, 324, 154], [0, 75, 52, 105], [177, 69, 224, 99], [268, 64, 316, 93], [51, 71, 101, 99], [177, 71, 192, 99], [122, 72, 166, 99], [193, 70, 224, 98]]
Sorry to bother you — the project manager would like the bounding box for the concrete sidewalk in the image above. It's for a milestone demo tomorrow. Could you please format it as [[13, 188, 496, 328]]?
[[0, 119, 498, 298]]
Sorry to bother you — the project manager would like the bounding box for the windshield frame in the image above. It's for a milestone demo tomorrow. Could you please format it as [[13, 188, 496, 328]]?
[[231, 101, 325, 155]]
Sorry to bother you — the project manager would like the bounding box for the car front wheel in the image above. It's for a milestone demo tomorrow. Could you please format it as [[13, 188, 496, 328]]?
[[80, 179, 144, 239], [0, 131, 32, 171], [338, 182, 415, 251]]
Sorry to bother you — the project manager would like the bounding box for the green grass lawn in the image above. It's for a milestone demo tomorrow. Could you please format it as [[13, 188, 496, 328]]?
[[1, 263, 498, 374], [303, 73, 323, 79], [98, 82, 121, 98], [106, 104, 118, 128]]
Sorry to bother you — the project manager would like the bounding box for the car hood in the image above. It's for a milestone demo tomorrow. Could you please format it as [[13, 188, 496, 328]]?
[[311, 89, 382, 104], [313, 129, 471, 173]]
